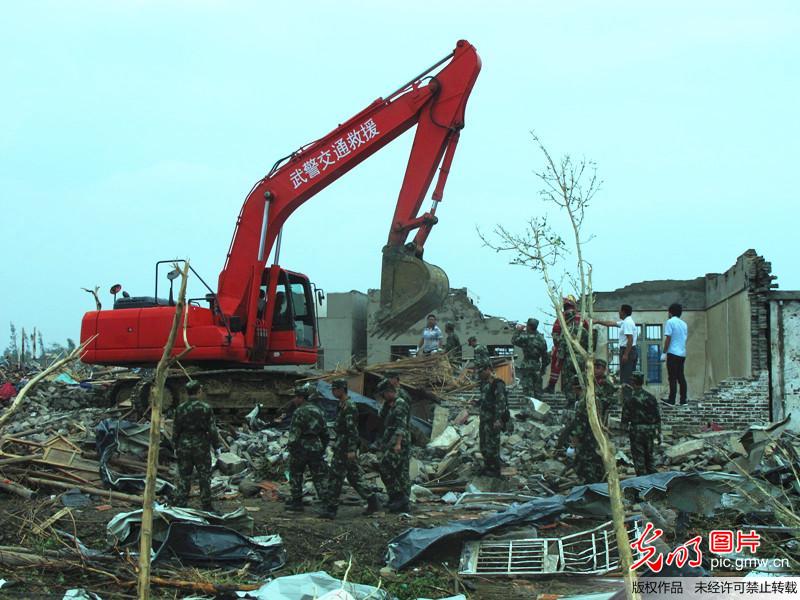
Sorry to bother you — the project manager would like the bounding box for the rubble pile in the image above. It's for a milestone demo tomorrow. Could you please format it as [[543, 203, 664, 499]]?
[[303, 352, 476, 399], [2, 392, 115, 443]]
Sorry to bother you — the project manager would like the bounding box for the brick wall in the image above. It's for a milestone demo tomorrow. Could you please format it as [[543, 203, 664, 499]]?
[[539, 372, 770, 437], [451, 371, 770, 437], [660, 370, 770, 435]]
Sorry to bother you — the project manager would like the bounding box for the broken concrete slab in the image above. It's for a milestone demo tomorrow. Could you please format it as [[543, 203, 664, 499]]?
[[430, 406, 450, 441], [665, 439, 705, 462], [216, 452, 247, 475], [539, 459, 566, 477], [427, 426, 460, 454], [409, 457, 423, 482], [528, 397, 550, 421]]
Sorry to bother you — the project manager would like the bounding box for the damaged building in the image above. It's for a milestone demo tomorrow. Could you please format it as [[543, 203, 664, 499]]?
[[318, 288, 519, 368], [595, 249, 800, 434]]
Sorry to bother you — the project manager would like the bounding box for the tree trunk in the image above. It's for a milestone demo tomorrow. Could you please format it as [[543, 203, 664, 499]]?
[[137, 261, 191, 600], [584, 357, 639, 599]]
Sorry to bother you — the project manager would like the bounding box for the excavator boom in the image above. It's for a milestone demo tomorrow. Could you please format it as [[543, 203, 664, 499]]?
[[81, 41, 481, 370], [217, 40, 481, 343]]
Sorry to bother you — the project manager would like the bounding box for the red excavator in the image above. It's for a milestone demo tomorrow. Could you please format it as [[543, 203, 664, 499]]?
[[80, 40, 481, 410]]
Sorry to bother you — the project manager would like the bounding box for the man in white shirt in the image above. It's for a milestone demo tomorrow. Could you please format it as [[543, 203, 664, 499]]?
[[662, 303, 688, 405], [599, 304, 638, 384]]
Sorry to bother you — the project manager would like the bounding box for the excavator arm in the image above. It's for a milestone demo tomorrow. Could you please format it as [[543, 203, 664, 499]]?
[[217, 40, 481, 343]]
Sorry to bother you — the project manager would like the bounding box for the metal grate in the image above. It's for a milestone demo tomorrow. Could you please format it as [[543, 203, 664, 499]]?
[[459, 518, 644, 576]]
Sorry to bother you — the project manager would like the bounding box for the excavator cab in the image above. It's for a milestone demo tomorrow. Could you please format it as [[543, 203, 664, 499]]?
[[253, 267, 318, 365], [374, 244, 450, 339]]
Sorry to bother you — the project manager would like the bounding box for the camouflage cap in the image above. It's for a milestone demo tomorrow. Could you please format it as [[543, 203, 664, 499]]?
[[292, 383, 312, 397], [185, 380, 202, 393], [631, 371, 645, 384], [384, 370, 400, 379], [376, 378, 396, 394], [594, 358, 608, 367], [331, 378, 347, 390], [468, 335, 477, 343], [475, 360, 492, 371]]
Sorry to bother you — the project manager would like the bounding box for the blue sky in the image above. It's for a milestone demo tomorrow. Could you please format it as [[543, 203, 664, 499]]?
[[2, 1, 799, 349]]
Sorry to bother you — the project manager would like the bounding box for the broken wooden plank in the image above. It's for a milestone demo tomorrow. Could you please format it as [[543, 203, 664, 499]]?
[[25, 476, 143, 503], [32, 507, 72, 535], [0, 477, 36, 499]]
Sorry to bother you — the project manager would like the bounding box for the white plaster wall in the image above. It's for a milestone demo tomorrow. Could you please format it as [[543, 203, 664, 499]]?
[[775, 300, 800, 430]]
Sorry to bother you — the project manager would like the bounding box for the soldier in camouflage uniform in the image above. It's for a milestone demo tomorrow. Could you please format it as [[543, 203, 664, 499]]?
[[476, 361, 510, 476], [319, 379, 380, 519], [444, 323, 462, 364], [468, 336, 489, 365], [560, 360, 618, 484], [511, 318, 548, 397], [285, 383, 330, 512], [558, 308, 591, 406], [622, 371, 661, 476], [376, 379, 412, 513], [173, 380, 222, 511]]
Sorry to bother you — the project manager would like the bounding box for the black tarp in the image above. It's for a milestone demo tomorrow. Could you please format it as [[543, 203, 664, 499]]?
[[386, 495, 567, 570], [386, 471, 775, 570], [153, 522, 286, 573], [95, 419, 174, 496]]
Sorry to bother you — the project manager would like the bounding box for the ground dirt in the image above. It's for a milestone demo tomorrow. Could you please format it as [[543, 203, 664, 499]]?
[[0, 487, 627, 600]]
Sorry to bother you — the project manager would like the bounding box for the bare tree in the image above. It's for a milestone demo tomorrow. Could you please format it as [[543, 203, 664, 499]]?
[[82, 286, 102, 311], [138, 260, 193, 600], [480, 132, 639, 598], [6, 323, 18, 361]]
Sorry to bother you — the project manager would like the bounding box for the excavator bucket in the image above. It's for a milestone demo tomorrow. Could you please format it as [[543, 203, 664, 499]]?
[[373, 245, 450, 339]]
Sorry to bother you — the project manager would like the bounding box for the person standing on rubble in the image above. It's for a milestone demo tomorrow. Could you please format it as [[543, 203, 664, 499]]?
[[560, 360, 618, 483], [172, 380, 222, 511], [511, 318, 549, 398], [476, 361, 510, 477], [598, 304, 639, 385], [319, 379, 381, 519], [622, 371, 661, 476], [662, 302, 689, 405], [443, 322, 462, 364], [418, 314, 443, 355], [285, 383, 330, 512], [376, 379, 412, 513]]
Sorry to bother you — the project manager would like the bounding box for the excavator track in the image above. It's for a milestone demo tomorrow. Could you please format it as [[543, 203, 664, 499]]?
[[105, 367, 313, 417]]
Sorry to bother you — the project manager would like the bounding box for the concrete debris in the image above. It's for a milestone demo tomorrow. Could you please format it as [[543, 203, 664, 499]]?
[[427, 426, 461, 454], [526, 397, 551, 420], [216, 451, 247, 475], [665, 438, 706, 462], [430, 406, 450, 441]]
